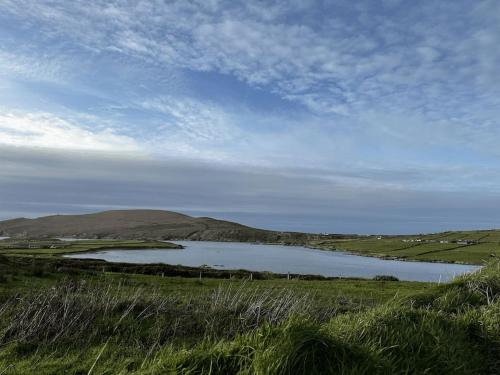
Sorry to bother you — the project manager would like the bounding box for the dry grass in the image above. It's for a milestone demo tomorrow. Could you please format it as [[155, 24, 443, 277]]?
[[0, 279, 338, 351]]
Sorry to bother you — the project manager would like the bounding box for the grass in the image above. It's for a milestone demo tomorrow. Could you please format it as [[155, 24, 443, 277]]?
[[0, 255, 433, 374], [0, 238, 181, 257], [0, 254, 498, 374], [309, 230, 500, 264]]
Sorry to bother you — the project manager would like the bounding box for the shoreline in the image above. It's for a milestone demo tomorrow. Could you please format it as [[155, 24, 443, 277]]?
[[57, 238, 481, 266], [304, 244, 481, 266], [58, 241, 480, 283]]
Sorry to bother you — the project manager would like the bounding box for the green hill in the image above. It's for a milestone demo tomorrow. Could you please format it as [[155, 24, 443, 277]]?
[[0, 209, 313, 243], [310, 229, 500, 264]]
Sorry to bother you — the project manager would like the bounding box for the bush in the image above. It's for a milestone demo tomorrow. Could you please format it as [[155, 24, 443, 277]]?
[[373, 275, 399, 281]]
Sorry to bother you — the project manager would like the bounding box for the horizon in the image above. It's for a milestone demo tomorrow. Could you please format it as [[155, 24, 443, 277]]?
[[1, 208, 499, 237], [1, 1, 500, 234]]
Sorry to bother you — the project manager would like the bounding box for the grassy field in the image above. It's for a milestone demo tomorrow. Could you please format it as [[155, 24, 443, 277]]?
[[0, 255, 434, 374], [0, 254, 498, 374], [309, 229, 500, 264], [0, 238, 181, 257]]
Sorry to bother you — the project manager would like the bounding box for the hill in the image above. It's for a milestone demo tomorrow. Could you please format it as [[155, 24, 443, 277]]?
[[310, 229, 500, 264], [0, 209, 313, 243]]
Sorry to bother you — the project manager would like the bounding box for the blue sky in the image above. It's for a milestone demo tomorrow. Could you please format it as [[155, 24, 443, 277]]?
[[1, 0, 500, 233]]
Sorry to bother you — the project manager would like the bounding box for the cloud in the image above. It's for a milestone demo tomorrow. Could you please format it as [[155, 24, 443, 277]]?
[[141, 96, 239, 142], [0, 50, 71, 84], [2, 0, 499, 119], [1, 1, 500, 233], [138, 96, 244, 161], [0, 110, 141, 152], [2, 145, 500, 234]]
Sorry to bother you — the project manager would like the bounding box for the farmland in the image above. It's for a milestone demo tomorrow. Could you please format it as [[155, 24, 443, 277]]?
[[309, 229, 500, 264]]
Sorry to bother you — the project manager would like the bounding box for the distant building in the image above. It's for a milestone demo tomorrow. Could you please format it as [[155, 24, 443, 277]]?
[[456, 240, 478, 245]]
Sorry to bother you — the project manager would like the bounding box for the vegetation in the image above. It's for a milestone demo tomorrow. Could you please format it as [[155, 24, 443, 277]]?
[[0, 238, 181, 257], [0, 209, 319, 243], [0, 250, 498, 374], [309, 229, 500, 264]]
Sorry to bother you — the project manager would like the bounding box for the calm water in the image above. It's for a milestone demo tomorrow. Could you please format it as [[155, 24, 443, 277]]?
[[64, 240, 480, 282]]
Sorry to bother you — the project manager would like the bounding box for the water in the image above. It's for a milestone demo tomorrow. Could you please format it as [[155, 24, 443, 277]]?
[[0, 236, 9, 240], [64, 240, 480, 282]]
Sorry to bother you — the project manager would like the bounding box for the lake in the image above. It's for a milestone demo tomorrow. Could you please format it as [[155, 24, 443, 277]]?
[[63, 240, 480, 282]]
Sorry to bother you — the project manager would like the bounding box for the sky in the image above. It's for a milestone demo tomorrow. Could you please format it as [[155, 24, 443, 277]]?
[[1, 0, 500, 234]]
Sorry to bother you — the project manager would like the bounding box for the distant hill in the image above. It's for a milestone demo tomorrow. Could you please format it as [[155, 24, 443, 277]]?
[[0, 209, 317, 243]]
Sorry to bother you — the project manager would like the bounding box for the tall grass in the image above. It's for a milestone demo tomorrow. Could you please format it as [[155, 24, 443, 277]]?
[[0, 279, 337, 350], [0, 261, 499, 374]]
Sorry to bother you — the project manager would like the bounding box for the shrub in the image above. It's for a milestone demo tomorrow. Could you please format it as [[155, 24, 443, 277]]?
[[373, 275, 399, 281]]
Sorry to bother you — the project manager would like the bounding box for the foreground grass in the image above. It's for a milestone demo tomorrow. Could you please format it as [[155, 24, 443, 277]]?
[[0, 254, 498, 374]]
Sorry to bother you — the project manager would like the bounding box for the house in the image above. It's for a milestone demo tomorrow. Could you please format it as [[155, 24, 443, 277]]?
[[456, 240, 478, 245]]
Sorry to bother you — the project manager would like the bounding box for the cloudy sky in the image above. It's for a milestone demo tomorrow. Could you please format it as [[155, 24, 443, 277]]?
[[1, 0, 500, 234]]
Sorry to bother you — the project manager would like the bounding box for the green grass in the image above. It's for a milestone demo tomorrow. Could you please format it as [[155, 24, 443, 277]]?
[[0, 238, 181, 258], [0, 261, 498, 374], [310, 232, 500, 264]]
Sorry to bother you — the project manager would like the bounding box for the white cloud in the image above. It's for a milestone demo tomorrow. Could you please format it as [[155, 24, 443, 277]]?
[[1, 0, 500, 169], [139, 96, 243, 160], [142, 96, 238, 142], [0, 50, 71, 84], [11, 0, 500, 134], [0, 110, 141, 152], [3, 0, 498, 118], [0, 1, 494, 114]]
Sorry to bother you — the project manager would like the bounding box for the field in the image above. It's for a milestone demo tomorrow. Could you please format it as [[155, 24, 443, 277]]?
[[0, 254, 498, 374], [0, 238, 181, 257], [309, 229, 500, 264], [0, 254, 434, 374]]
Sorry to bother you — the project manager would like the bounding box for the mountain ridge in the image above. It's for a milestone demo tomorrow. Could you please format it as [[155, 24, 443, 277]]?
[[0, 209, 313, 243]]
